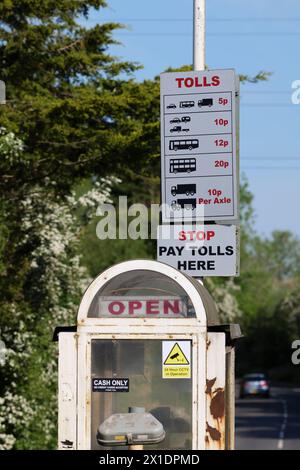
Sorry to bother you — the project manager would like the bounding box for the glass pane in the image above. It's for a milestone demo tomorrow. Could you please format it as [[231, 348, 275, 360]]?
[[91, 339, 193, 450], [88, 270, 196, 318]]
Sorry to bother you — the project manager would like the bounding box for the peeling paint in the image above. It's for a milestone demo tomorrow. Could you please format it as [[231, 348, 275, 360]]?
[[206, 377, 216, 395], [210, 390, 225, 420], [206, 422, 221, 441]]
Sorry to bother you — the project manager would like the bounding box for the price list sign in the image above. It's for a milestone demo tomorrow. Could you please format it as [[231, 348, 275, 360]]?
[[160, 69, 239, 223]]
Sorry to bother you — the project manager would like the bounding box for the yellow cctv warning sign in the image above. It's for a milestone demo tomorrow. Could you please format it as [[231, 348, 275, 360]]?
[[162, 340, 191, 379], [164, 343, 189, 365]]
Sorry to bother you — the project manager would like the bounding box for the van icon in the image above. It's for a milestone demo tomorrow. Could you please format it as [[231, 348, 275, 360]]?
[[198, 98, 213, 107]]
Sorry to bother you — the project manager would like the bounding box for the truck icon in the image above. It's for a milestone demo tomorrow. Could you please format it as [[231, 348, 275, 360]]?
[[171, 184, 196, 197], [170, 126, 190, 133], [171, 199, 197, 210], [198, 98, 213, 107]]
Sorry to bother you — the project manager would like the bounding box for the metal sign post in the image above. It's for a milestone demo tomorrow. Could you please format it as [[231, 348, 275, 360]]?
[[193, 0, 206, 71], [158, 0, 240, 279]]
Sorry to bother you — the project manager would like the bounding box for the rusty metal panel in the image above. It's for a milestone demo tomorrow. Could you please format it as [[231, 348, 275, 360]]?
[[205, 332, 226, 450], [225, 347, 235, 450], [77, 332, 90, 449], [58, 333, 77, 450], [195, 332, 207, 450]]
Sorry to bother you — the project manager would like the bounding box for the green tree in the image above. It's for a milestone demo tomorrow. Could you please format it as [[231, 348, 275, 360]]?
[[0, 128, 116, 449], [0, 0, 152, 449], [0, 0, 163, 193]]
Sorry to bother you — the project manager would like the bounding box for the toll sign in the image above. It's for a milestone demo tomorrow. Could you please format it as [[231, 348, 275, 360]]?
[[157, 224, 239, 277], [160, 69, 239, 223], [162, 341, 191, 379]]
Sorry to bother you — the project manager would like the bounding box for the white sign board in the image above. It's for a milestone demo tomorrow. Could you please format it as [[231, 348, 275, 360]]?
[[160, 69, 239, 223], [157, 224, 239, 277]]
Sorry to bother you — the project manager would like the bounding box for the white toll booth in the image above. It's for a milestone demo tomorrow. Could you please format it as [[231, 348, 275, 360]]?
[[55, 260, 241, 450]]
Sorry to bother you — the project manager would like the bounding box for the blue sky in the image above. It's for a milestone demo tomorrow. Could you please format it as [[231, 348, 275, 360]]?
[[88, 0, 300, 237]]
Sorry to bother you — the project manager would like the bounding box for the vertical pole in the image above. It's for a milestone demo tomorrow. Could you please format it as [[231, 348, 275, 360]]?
[[194, 0, 206, 270], [193, 0, 206, 71]]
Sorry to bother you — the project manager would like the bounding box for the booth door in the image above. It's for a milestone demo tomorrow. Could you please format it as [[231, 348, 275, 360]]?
[[90, 339, 193, 450]]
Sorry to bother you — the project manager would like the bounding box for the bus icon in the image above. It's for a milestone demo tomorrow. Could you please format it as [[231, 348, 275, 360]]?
[[169, 158, 196, 174], [169, 139, 199, 151], [180, 100, 195, 108]]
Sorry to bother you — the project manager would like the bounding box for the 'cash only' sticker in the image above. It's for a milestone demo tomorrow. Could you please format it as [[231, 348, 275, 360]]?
[[92, 378, 129, 392]]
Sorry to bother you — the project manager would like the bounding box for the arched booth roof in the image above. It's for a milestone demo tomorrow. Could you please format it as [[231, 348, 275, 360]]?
[[77, 260, 220, 328]]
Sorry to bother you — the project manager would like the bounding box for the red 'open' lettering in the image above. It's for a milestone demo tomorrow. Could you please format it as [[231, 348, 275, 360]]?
[[128, 301, 142, 315], [146, 301, 159, 314], [164, 300, 180, 315], [108, 301, 125, 315]]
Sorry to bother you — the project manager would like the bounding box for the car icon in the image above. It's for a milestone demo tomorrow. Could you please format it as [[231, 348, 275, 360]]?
[[170, 117, 181, 124], [167, 103, 176, 109], [181, 116, 191, 123]]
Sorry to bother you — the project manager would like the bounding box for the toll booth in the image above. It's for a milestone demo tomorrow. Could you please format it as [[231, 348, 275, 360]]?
[[55, 260, 241, 450]]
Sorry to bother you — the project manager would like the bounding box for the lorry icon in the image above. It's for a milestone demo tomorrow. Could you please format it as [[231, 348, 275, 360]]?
[[198, 98, 213, 107], [171, 184, 196, 197], [171, 199, 197, 210], [170, 126, 190, 133]]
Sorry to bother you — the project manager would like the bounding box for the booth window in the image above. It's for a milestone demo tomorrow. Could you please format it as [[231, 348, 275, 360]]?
[[87, 270, 196, 318], [91, 339, 193, 450]]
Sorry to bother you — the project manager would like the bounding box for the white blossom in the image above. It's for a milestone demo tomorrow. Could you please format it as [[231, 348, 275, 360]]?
[[0, 128, 116, 449]]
